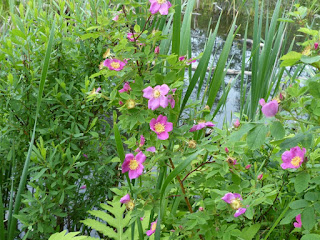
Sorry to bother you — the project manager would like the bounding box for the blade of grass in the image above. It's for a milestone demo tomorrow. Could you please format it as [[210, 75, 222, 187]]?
[[239, 22, 248, 119], [7, 20, 56, 240], [172, 0, 181, 56], [0, 186, 5, 240]]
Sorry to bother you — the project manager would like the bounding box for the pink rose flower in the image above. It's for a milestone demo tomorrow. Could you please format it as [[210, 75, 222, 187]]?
[[143, 84, 170, 110], [259, 98, 279, 117], [149, 0, 172, 15], [146, 220, 157, 236], [315, 42, 319, 50], [190, 121, 215, 132], [257, 174, 263, 180], [120, 194, 130, 204], [146, 146, 156, 152], [154, 46, 160, 54], [245, 164, 251, 169], [122, 152, 146, 179], [294, 214, 302, 228], [233, 119, 240, 128], [150, 115, 173, 140], [104, 59, 126, 71], [222, 193, 247, 218], [281, 146, 306, 169], [119, 82, 131, 93]]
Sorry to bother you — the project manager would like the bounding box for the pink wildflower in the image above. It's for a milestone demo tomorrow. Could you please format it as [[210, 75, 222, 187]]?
[[143, 84, 170, 110], [96, 87, 101, 93], [315, 42, 319, 50], [245, 164, 251, 169], [294, 214, 302, 228], [225, 147, 229, 153], [149, 0, 172, 15], [222, 193, 247, 218], [104, 59, 126, 71], [189, 120, 215, 132], [155, 46, 160, 54], [112, 15, 119, 21], [233, 119, 240, 128], [178, 56, 186, 61], [259, 98, 279, 117], [257, 174, 263, 180], [120, 194, 130, 204], [146, 146, 156, 152], [119, 82, 131, 93], [80, 185, 86, 190], [140, 217, 144, 221], [119, 101, 124, 106], [122, 152, 146, 179], [146, 220, 157, 236], [150, 115, 173, 140], [281, 146, 306, 169]]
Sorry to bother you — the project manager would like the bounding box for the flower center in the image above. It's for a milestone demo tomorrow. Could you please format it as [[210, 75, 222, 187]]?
[[230, 199, 241, 210], [291, 156, 301, 167], [111, 62, 120, 69], [153, 90, 161, 98], [126, 200, 135, 210], [198, 120, 206, 124], [154, 123, 165, 133], [157, 0, 166, 4], [129, 159, 139, 170], [151, 223, 156, 231]]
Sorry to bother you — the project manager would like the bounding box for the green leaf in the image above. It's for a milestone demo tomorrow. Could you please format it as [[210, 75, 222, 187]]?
[[48, 230, 88, 240], [301, 234, 320, 240], [301, 55, 320, 64], [280, 51, 302, 67], [289, 200, 309, 209], [240, 224, 261, 240], [270, 121, 285, 140], [298, 28, 319, 36], [294, 172, 310, 193], [302, 207, 316, 231], [308, 81, 320, 98], [134, 24, 140, 33], [246, 124, 267, 149]]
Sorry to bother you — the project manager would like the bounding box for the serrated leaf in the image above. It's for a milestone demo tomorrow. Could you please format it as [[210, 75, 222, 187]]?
[[240, 223, 261, 240], [302, 207, 316, 231], [246, 125, 267, 149], [280, 51, 302, 67], [294, 172, 310, 193], [270, 121, 285, 140], [48, 230, 88, 240]]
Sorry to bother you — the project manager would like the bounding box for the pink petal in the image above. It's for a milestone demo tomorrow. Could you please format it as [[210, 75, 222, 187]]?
[[159, 95, 169, 108], [234, 208, 246, 217], [281, 150, 293, 163], [259, 98, 266, 106], [233, 193, 242, 200], [143, 86, 154, 99], [159, 2, 171, 15], [148, 97, 160, 110], [122, 160, 130, 173], [149, 2, 160, 14], [120, 194, 130, 203], [150, 118, 157, 131], [205, 122, 215, 127], [146, 146, 156, 152], [159, 84, 170, 95], [165, 122, 173, 132], [221, 193, 235, 204], [157, 131, 169, 140], [136, 151, 146, 163], [157, 114, 167, 124]]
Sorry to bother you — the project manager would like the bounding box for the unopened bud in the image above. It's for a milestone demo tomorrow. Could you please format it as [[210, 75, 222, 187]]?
[[225, 147, 229, 153], [245, 164, 251, 169], [315, 42, 319, 50], [233, 119, 240, 128], [257, 173, 263, 180], [199, 207, 204, 211], [154, 46, 160, 54]]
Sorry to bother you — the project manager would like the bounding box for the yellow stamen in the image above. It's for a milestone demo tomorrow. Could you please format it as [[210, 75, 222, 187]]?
[[157, 0, 166, 3], [126, 200, 135, 210], [151, 223, 156, 231], [230, 199, 241, 210], [154, 123, 165, 133], [111, 62, 120, 69], [188, 140, 197, 149], [291, 156, 301, 167], [153, 89, 161, 98], [129, 159, 139, 170], [127, 99, 135, 109], [198, 120, 206, 124]]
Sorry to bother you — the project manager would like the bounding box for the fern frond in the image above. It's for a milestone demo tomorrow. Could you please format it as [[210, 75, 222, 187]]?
[[81, 198, 131, 240], [48, 230, 88, 240]]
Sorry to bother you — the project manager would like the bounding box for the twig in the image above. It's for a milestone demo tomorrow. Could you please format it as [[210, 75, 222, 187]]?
[[182, 161, 215, 182]]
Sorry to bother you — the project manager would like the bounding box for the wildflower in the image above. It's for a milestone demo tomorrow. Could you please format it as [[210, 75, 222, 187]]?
[[221, 193, 247, 217], [189, 120, 215, 132], [146, 220, 157, 236], [80, 185, 86, 190], [281, 146, 306, 169], [149, 0, 172, 15], [104, 59, 126, 71], [259, 98, 279, 118], [139, 135, 145, 147], [83, 154, 88, 158], [178, 56, 186, 61], [315, 42, 319, 50], [140, 217, 144, 221], [112, 12, 121, 21], [245, 164, 251, 169], [150, 115, 173, 140], [155, 46, 160, 54], [120, 194, 130, 204], [96, 87, 101, 93], [126, 99, 136, 109], [188, 140, 197, 149], [168, 95, 175, 108], [143, 84, 170, 110], [294, 214, 302, 228], [127, 32, 137, 42], [146, 146, 156, 152], [122, 152, 146, 179], [233, 119, 240, 128], [119, 82, 131, 93], [257, 174, 263, 180], [225, 147, 229, 153]]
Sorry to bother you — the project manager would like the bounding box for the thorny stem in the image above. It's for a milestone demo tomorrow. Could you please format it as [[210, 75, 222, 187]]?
[[182, 161, 215, 182]]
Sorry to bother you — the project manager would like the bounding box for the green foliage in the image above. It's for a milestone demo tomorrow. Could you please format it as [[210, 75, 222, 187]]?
[[48, 230, 89, 240], [81, 199, 131, 240]]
